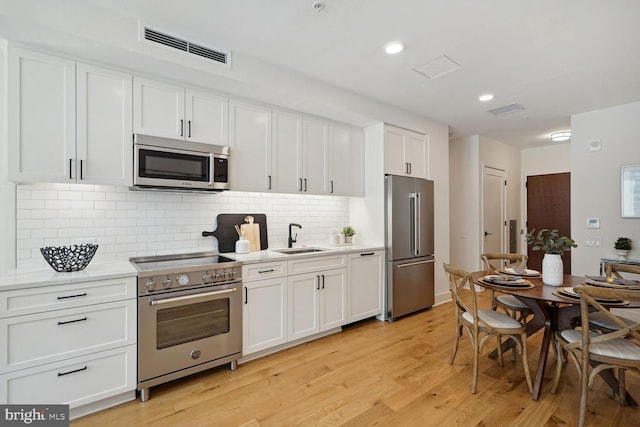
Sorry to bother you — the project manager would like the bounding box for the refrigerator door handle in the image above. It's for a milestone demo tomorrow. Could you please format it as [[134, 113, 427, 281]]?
[[410, 193, 420, 256], [415, 192, 421, 255], [396, 259, 435, 268]]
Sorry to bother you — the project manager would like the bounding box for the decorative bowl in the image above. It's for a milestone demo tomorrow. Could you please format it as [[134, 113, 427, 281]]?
[[40, 244, 99, 272]]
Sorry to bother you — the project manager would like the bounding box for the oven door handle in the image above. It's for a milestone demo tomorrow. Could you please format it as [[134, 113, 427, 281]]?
[[150, 288, 236, 307]]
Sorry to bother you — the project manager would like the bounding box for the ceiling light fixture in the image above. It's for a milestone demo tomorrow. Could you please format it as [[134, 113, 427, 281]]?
[[384, 42, 404, 54], [479, 94, 494, 102], [550, 131, 571, 142]]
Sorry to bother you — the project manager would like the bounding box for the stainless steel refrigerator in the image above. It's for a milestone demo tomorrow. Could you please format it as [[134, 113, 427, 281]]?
[[385, 174, 435, 320]]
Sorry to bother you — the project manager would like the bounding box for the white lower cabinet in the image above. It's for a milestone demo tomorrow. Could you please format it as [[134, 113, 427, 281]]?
[[287, 258, 347, 341], [241, 261, 288, 356], [242, 277, 288, 355], [0, 345, 136, 409], [242, 251, 380, 359], [0, 276, 137, 418], [347, 250, 384, 322]]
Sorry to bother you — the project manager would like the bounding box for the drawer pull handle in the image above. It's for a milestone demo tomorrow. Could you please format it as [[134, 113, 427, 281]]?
[[57, 293, 87, 300], [360, 252, 375, 256], [58, 366, 87, 377], [258, 269, 275, 273], [57, 317, 88, 325]]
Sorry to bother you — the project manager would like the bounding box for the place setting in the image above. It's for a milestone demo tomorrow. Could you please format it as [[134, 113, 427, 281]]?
[[478, 274, 535, 289], [582, 275, 640, 289], [552, 286, 630, 306], [496, 267, 542, 278]]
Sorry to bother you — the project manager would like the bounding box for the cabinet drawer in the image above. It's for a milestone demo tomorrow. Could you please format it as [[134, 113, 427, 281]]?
[[243, 261, 288, 282], [0, 345, 136, 408], [288, 255, 347, 275], [0, 276, 136, 318], [1, 299, 136, 373]]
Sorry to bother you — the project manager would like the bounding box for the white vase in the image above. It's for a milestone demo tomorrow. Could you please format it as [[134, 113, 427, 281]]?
[[616, 249, 629, 259], [542, 253, 564, 286]]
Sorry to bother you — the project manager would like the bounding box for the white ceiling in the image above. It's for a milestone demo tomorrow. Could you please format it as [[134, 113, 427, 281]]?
[[4, 0, 640, 149]]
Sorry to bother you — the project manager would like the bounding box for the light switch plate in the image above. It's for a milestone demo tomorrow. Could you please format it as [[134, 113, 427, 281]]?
[[585, 237, 602, 247], [586, 218, 600, 229]]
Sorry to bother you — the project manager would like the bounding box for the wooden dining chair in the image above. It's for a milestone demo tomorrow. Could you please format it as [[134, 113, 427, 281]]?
[[481, 253, 532, 323], [587, 263, 640, 333], [443, 263, 533, 394], [551, 285, 640, 427]]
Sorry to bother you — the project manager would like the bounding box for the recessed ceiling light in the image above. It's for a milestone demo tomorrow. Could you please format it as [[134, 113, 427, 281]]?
[[479, 94, 494, 102], [384, 42, 404, 55], [551, 131, 571, 142]]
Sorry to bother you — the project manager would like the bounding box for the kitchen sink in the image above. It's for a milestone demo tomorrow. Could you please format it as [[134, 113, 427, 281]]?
[[273, 248, 327, 255]]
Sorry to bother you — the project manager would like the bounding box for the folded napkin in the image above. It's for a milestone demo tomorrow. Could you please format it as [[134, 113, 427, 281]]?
[[584, 275, 640, 287]]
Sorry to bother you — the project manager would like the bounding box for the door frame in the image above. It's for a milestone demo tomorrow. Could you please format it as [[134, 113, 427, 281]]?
[[481, 164, 507, 259]]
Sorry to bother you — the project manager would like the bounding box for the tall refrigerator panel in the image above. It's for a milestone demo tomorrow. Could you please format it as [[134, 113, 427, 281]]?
[[385, 174, 435, 320]]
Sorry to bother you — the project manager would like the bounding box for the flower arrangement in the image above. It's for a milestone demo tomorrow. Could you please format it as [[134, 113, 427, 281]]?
[[523, 228, 577, 255]]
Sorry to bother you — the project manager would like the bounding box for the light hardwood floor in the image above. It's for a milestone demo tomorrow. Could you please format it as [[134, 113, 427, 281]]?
[[72, 291, 638, 426]]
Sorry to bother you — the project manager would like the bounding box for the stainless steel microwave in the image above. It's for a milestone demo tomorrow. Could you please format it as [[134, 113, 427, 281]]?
[[133, 134, 230, 192]]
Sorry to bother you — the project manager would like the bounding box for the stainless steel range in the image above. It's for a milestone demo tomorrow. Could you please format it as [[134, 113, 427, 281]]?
[[130, 252, 242, 402]]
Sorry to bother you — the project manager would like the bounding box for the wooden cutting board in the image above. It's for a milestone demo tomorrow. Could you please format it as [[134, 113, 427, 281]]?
[[241, 217, 261, 252], [203, 214, 268, 253]]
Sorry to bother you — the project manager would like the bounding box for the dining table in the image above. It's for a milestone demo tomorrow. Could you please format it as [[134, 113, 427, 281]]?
[[472, 270, 640, 404]]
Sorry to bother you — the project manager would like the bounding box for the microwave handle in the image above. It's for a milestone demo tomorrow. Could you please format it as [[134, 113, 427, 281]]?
[[209, 154, 215, 185]]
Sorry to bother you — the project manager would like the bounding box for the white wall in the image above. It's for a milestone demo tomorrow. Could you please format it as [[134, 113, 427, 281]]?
[[571, 101, 640, 275], [449, 135, 480, 271], [15, 183, 349, 270], [0, 40, 16, 274]]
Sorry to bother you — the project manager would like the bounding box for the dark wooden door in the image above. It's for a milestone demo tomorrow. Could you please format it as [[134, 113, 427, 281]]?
[[526, 173, 572, 273]]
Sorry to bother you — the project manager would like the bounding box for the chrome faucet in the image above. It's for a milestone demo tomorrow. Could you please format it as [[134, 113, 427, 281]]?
[[288, 223, 302, 248]]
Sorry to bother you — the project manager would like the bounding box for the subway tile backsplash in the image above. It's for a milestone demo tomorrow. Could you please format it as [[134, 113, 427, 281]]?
[[16, 183, 350, 271]]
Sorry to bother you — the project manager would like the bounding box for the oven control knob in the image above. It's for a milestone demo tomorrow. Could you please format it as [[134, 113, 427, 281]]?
[[202, 273, 211, 283], [177, 274, 190, 286], [162, 276, 172, 288], [145, 279, 156, 291], [212, 272, 220, 281]]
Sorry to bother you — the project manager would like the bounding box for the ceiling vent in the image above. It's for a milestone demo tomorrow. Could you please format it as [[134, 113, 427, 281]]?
[[142, 26, 231, 67], [413, 55, 461, 80], [487, 103, 525, 116]]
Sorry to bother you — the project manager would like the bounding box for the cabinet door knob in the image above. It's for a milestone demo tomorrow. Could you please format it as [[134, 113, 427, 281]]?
[[188, 120, 191, 138], [180, 119, 184, 137]]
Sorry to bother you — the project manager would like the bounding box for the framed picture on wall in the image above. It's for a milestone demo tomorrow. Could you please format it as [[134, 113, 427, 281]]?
[[621, 164, 640, 218]]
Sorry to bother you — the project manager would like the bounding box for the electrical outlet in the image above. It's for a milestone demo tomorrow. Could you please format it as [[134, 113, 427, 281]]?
[[78, 238, 97, 245], [584, 237, 601, 247]]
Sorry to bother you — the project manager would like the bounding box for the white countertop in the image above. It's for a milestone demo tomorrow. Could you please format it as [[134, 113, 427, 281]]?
[[0, 261, 138, 291], [0, 245, 384, 291], [224, 244, 384, 264]]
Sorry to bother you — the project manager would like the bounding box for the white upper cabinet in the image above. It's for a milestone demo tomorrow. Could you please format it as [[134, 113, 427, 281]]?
[[302, 117, 329, 194], [133, 77, 184, 139], [185, 89, 229, 145], [229, 99, 272, 192], [8, 48, 76, 183], [8, 48, 133, 185], [271, 110, 303, 194], [384, 124, 429, 178], [329, 124, 364, 196], [133, 77, 228, 145], [77, 63, 133, 185]]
